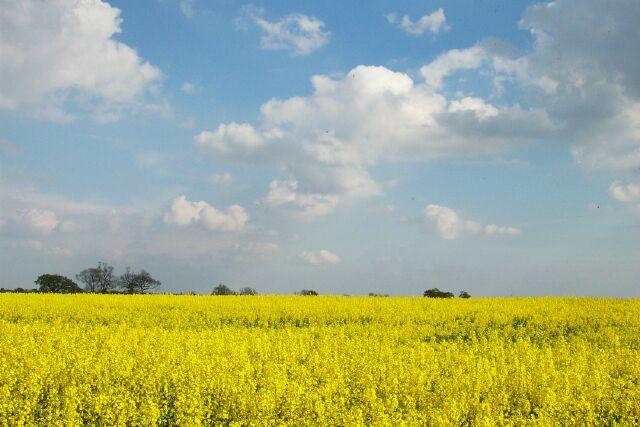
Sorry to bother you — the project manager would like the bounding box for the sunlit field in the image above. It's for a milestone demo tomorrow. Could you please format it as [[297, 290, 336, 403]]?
[[1, 295, 639, 425]]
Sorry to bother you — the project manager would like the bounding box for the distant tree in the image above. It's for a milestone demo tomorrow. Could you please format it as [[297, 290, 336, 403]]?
[[459, 290, 471, 298], [77, 262, 117, 293], [118, 268, 162, 294], [14, 287, 26, 293], [35, 274, 82, 293], [297, 289, 318, 296], [423, 288, 454, 298], [238, 287, 258, 295], [212, 284, 236, 295], [368, 292, 389, 297]]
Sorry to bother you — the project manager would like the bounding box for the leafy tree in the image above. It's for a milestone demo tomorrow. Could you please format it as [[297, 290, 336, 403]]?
[[212, 284, 236, 295], [35, 274, 82, 293], [297, 289, 318, 296], [238, 287, 258, 295], [76, 262, 117, 293], [118, 268, 161, 294], [459, 290, 471, 298], [423, 288, 455, 298], [368, 292, 389, 297]]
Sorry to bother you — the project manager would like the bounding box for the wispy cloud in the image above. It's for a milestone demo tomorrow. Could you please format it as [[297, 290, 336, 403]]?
[[237, 7, 330, 56], [425, 204, 520, 240], [299, 249, 341, 265], [386, 9, 449, 36]]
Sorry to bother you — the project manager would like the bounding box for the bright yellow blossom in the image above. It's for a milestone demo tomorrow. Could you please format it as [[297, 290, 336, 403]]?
[[0, 295, 639, 425]]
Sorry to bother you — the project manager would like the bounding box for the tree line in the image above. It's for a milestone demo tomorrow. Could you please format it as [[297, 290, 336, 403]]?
[[0, 262, 162, 294], [1, 272, 470, 298]]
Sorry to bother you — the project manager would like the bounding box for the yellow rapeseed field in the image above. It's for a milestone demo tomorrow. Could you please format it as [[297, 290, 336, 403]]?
[[0, 295, 639, 426]]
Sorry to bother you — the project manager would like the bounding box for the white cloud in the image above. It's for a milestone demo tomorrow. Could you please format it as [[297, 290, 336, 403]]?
[[241, 9, 330, 56], [425, 204, 520, 240], [17, 209, 60, 234], [420, 45, 487, 88], [386, 8, 448, 36], [512, 0, 640, 176], [0, 186, 279, 263], [209, 173, 234, 185], [197, 65, 552, 219], [609, 181, 640, 203], [0, 0, 162, 121], [264, 180, 339, 220], [195, 122, 266, 157], [412, 0, 640, 182], [181, 82, 197, 94], [424, 204, 480, 240], [259, 65, 551, 164], [484, 224, 521, 236], [299, 249, 341, 265], [448, 97, 499, 120], [198, 0, 640, 224], [164, 195, 248, 231]]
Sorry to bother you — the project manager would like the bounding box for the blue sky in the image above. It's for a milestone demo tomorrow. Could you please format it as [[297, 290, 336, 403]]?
[[1, 0, 639, 296]]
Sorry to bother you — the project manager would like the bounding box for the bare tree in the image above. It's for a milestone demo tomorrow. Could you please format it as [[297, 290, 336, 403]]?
[[76, 267, 100, 293], [77, 262, 117, 293], [118, 268, 161, 294]]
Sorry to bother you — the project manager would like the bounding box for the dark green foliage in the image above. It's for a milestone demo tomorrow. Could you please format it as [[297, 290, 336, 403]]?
[[423, 288, 454, 298], [212, 284, 236, 295], [238, 287, 258, 295], [459, 290, 471, 298], [35, 274, 82, 293], [297, 289, 318, 296]]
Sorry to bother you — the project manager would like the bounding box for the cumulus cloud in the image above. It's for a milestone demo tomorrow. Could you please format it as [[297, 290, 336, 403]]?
[[197, 64, 552, 219], [0, 186, 280, 264], [609, 181, 640, 203], [509, 0, 640, 177], [386, 8, 448, 36], [195, 0, 640, 224], [238, 8, 330, 56], [195, 122, 268, 159], [0, 0, 162, 121], [420, 45, 487, 88], [299, 249, 341, 265], [264, 180, 339, 220], [16, 209, 60, 235], [425, 204, 520, 240], [164, 195, 248, 231], [411, 0, 640, 193]]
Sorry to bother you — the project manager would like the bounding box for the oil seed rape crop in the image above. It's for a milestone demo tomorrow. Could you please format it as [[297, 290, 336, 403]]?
[[1, 295, 639, 426]]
